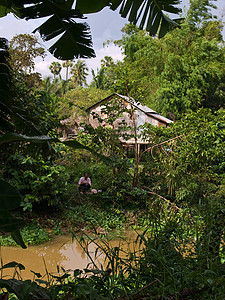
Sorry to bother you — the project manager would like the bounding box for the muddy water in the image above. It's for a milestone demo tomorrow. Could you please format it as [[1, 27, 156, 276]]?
[[0, 231, 139, 280]]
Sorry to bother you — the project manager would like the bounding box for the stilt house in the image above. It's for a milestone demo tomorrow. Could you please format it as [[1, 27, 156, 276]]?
[[86, 93, 173, 153]]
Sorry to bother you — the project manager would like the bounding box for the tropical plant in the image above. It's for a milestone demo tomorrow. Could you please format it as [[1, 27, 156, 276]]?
[[0, 179, 27, 248], [41, 76, 70, 96], [49, 61, 62, 79], [91, 68, 105, 89], [70, 60, 88, 87], [90, 56, 117, 90]]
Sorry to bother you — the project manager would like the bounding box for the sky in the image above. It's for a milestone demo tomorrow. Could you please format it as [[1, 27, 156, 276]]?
[[0, 7, 127, 83], [0, 1, 225, 83]]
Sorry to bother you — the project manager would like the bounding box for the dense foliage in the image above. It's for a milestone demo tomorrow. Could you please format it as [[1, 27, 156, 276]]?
[[91, 4, 225, 119], [1, 0, 225, 299]]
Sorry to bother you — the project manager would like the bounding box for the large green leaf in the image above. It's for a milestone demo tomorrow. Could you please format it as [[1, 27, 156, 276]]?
[[0, 38, 11, 120], [0, 180, 21, 210], [110, 0, 182, 37], [11, 230, 27, 249], [76, 0, 109, 14], [0, 279, 23, 295], [0, 279, 51, 299], [46, 20, 95, 60], [20, 0, 95, 60], [0, 181, 27, 248], [0, 4, 12, 17], [0, 133, 112, 163], [0, 212, 26, 233], [0, 0, 182, 60], [0, 133, 58, 145]]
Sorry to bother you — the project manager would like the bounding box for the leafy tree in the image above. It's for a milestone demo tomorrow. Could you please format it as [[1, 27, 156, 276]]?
[[155, 21, 225, 118], [9, 34, 46, 74], [90, 56, 118, 91], [9, 33, 46, 87], [56, 86, 109, 120], [70, 60, 88, 87], [187, 0, 217, 26], [108, 8, 225, 119], [49, 61, 62, 79], [140, 108, 225, 262]]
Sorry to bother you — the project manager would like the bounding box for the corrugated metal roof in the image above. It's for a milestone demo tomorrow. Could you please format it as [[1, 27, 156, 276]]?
[[115, 94, 156, 113], [146, 112, 173, 124], [86, 93, 173, 124]]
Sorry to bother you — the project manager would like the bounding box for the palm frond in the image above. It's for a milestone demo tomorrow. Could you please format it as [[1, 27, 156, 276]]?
[[20, 0, 95, 59], [110, 0, 182, 37]]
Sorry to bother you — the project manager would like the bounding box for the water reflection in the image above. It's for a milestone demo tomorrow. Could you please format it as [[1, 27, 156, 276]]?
[[0, 236, 96, 279], [0, 231, 139, 280]]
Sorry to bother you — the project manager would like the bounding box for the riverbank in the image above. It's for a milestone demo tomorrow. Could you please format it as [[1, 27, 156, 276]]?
[[0, 230, 139, 280], [0, 196, 148, 246], [1, 196, 225, 299]]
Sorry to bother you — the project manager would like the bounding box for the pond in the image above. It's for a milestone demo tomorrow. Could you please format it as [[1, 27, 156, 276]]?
[[0, 231, 140, 280]]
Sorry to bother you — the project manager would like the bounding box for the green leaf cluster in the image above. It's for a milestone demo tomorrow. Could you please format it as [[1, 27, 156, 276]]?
[[139, 108, 225, 261], [95, 12, 225, 119]]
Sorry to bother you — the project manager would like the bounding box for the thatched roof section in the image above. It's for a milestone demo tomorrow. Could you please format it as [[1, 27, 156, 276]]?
[[60, 115, 84, 127]]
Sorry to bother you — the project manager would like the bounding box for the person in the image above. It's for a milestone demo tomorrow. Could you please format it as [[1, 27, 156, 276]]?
[[78, 173, 91, 194]]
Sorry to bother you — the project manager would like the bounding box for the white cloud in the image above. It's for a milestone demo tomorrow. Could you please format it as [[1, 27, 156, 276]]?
[[85, 44, 123, 83], [35, 56, 56, 78]]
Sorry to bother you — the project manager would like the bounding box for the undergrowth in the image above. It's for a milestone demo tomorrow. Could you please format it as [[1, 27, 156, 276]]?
[[0, 223, 50, 246]]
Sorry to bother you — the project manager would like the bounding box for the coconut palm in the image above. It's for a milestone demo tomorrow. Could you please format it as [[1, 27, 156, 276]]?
[[62, 60, 74, 81], [49, 61, 62, 79], [91, 68, 105, 89], [70, 60, 88, 87]]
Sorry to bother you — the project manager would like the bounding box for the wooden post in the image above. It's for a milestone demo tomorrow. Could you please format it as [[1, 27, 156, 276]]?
[[137, 143, 140, 156]]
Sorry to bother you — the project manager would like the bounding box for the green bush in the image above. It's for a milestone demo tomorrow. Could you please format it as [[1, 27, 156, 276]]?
[[1, 151, 69, 211], [0, 223, 50, 246]]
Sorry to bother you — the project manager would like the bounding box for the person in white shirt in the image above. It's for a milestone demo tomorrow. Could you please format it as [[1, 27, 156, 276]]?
[[78, 173, 91, 194]]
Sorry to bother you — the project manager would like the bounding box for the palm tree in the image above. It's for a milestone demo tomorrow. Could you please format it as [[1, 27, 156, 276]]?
[[91, 68, 105, 89], [49, 61, 62, 79], [70, 60, 88, 87], [62, 60, 74, 81]]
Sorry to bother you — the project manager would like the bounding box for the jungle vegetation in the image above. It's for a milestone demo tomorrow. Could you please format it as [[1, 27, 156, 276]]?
[[0, 0, 225, 299]]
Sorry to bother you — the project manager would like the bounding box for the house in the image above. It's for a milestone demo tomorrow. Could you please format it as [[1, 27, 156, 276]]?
[[86, 93, 173, 153], [59, 115, 83, 141]]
